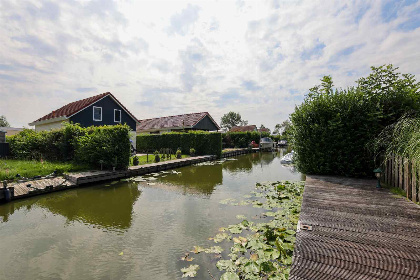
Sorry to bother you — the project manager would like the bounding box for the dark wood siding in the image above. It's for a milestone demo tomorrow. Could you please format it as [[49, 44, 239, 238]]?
[[193, 115, 219, 131], [69, 96, 137, 130]]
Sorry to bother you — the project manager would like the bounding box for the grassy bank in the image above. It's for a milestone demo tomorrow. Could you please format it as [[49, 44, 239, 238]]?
[[130, 154, 189, 166], [0, 159, 90, 181]]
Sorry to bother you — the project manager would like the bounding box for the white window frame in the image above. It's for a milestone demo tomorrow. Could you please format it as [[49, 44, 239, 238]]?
[[93, 106, 102, 121], [114, 109, 121, 123]]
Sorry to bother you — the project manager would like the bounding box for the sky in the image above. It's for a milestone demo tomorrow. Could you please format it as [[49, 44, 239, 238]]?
[[0, 0, 420, 130]]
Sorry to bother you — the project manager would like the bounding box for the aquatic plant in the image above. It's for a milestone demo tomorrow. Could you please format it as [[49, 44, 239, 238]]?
[[180, 181, 304, 279]]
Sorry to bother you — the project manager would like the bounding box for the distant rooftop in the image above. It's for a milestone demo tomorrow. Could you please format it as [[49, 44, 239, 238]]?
[[137, 112, 220, 131]]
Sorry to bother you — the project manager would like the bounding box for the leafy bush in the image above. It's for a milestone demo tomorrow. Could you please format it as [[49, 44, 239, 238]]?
[[374, 113, 420, 161], [136, 131, 222, 157], [176, 148, 182, 159], [8, 123, 131, 170], [73, 125, 131, 170], [222, 131, 270, 148], [291, 65, 420, 177], [132, 155, 139, 166], [190, 148, 196, 156]]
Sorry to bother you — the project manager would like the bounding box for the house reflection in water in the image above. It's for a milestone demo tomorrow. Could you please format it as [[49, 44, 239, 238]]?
[[223, 152, 276, 173], [37, 182, 141, 232], [154, 163, 223, 196]]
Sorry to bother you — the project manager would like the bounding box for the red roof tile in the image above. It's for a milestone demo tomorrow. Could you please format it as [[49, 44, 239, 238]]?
[[230, 125, 257, 132], [31, 92, 139, 124], [137, 112, 220, 131]]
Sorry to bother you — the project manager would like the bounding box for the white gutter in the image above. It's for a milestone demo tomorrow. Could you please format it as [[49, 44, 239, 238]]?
[[28, 116, 68, 126]]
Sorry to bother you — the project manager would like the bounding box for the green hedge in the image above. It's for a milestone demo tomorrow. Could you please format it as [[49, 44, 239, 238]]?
[[136, 131, 222, 157], [222, 131, 270, 148], [291, 65, 420, 177], [8, 123, 131, 169]]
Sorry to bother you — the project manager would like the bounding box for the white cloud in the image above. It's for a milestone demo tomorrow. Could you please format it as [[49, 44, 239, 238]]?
[[0, 0, 419, 130]]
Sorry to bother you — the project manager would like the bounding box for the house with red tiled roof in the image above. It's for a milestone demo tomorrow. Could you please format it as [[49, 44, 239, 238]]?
[[230, 125, 258, 132], [137, 112, 220, 134], [29, 92, 140, 143]]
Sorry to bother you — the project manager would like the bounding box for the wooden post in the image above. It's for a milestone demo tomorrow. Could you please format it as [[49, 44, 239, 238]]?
[[412, 159, 417, 203], [404, 158, 410, 199], [394, 155, 398, 189], [398, 156, 403, 190], [388, 158, 392, 186], [389, 155, 394, 187]]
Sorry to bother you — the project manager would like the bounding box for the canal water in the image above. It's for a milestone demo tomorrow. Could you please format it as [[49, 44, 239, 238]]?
[[0, 151, 302, 280]]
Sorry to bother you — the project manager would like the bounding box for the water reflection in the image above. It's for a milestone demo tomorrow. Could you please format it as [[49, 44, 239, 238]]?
[[0, 182, 141, 232], [155, 164, 223, 195]]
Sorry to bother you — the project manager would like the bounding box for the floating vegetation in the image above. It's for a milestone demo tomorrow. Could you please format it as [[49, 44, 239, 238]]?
[[180, 181, 304, 279]]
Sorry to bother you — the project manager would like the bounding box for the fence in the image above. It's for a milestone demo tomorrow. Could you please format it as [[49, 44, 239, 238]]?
[[383, 155, 419, 203]]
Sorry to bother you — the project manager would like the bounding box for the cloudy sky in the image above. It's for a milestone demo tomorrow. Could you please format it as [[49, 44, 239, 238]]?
[[1, 0, 419, 130]]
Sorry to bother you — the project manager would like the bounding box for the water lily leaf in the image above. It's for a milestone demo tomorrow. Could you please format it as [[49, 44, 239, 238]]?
[[220, 198, 236, 205], [204, 246, 223, 254], [181, 264, 199, 278], [236, 215, 246, 220], [191, 246, 205, 254], [219, 227, 228, 232], [119, 252, 123, 256], [285, 230, 296, 235], [212, 233, 230, 243], [250, 253, 258, 261], [238, 200, 250, 206], [264, 212, 276, 217], [228, 225, 242, 234], [217, 260, 236, 271], [220, 272, 240, 280]]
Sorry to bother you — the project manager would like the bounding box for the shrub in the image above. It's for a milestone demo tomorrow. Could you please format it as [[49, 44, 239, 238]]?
[[136, 131, 222, 157], [190, 148, 196, 156], [8, 123, 131, 170], [291, 65, 420, 177], [222, 131, 270, 148], [132, 155, 139, 166], [176, 148, 182, 159], [74, 125, 131, 170]]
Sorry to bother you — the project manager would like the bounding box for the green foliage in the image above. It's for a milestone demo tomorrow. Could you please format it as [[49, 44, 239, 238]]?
[[0, 159, 89, 181], [132, 155, 139, 166], [136, 131, 222, 157], [223, 131, 270, 148], [74, 125, 131, 169], [220, 112, 248, 130], [180, 181, 304, 279], [8, 123, 131, 170], [374, 113, 420, 161], [291, 65, 420, 177], [0, 115, 10, 127], [189, 148, 196, 156]]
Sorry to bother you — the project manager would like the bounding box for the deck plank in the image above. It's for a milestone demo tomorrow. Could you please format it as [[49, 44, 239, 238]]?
[[290, 175, 420, 280]]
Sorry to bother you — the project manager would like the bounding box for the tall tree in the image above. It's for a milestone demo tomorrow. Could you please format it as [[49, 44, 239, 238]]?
[[220, 112, 248, 130], [273, 120, 291, 135], [0, 115, 10, 127]]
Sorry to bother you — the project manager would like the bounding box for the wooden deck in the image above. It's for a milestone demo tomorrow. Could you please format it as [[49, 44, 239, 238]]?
[[290, 175, 420, 280], [0, 177, 73, 200], [1, 155, 217, 201]]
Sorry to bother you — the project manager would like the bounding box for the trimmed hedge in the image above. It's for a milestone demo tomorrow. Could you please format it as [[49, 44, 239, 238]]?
[[291, 65, 420, 177], [136, 131, 222, 157], [222, 131, 270, 148], [8, 123, 131, 169]]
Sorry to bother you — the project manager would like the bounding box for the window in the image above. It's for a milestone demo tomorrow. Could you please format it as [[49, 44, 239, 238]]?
[[93, 106, 102, 121], [114, 109, 121, 123]]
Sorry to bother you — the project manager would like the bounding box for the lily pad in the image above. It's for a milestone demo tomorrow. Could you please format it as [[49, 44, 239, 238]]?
[[181, 264, 199, 278]]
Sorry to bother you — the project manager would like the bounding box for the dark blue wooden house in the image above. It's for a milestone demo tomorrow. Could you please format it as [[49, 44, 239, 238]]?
[[29, 92, 139, 145]]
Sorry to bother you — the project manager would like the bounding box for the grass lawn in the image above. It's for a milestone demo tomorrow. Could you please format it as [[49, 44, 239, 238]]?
[[130, 154, 189, 166], [0, 159, 90, 181]]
